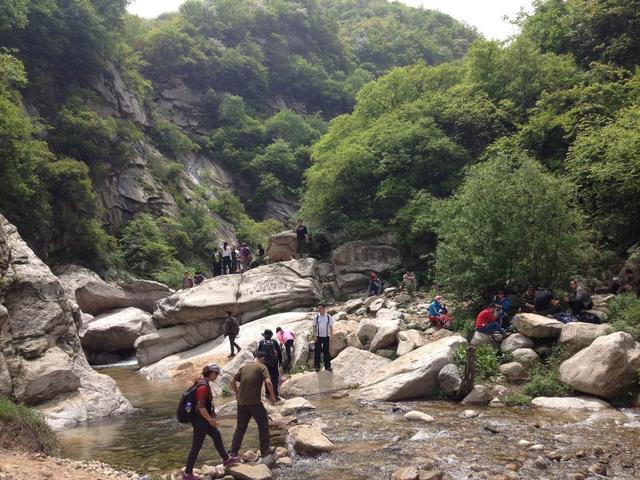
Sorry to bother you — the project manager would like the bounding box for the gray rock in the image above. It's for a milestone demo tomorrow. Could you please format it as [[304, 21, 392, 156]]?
[[461, 385, 491, 405], [81, 307, 155, 353], [559, 323, 610, 353], [266, 231, 298, 263], [336, 272, 369, 293], [438, 363, 462, 397], [76, 280, 170, 316], [226, 464, 273, 480], [281, 397, 316, 416], [329, 320, 359, 358], [499, 362, 528, 383], [54, 264, 105, 305], [288, 425, 334, 456], [396, 330, 424, 356], [512, 314, 564, 338], [331, 241, 401, 275], [501, 333, 534, 353], [368, 297, 385, 313], [511, 348, 540, 365], [404, 410, 435, 423], [343, 298, 364, 313], [470, 331, 494, 347], [531, 396, 611, 410]]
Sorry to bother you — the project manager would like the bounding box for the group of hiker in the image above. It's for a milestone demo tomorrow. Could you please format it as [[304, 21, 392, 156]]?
[[181, 304, 335, 479], [367, 270, 418, 297]]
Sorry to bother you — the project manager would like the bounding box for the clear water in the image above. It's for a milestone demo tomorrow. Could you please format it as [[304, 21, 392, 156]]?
[[58, 368, 640, 479]]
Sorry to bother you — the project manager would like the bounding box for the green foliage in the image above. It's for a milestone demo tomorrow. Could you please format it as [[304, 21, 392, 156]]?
[[435, 149, 590, 296], [221, 386, 233, 397], [0, 396, 58, 454], [454, 344, 512, 382], [504, 392, 532, 407], [150, 114, 198, 159], [523, 367, 572, 398], [118, 214, 176, 279], [609, 294, 640, 341], [449, 316, 475, 341]]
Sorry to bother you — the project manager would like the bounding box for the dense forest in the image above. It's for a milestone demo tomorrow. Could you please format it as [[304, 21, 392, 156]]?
[[1, 0, 639, 294]]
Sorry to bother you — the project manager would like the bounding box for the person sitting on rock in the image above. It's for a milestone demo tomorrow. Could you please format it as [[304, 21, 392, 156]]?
[[402, 271, 417, 294], [427, 295, 452, 330], [475, 304, 509, 339], [276, 326, 295, 373], [568, 279, 593, 316], [193, 271, 205, 285], [492, 289, 512, 329], [368, 272, 382, 296], [182, 272, 194, 289], [257, 329, 283, 401], [183, 364, 237, 480], [521, 285, 536, 312]]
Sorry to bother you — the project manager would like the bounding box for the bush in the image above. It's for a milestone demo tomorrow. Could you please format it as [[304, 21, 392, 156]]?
[[609, 293, 640, 341], [523, 367, 572, 398], [450, 316, 475, 340], [504, 392, 532, 406], [150, 114, 198, 159], [0, 396, 57, 454], [454, 344, 512, 382]]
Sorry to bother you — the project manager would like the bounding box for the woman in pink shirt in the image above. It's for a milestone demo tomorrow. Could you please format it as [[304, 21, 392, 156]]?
[[276, 327, 295, 372]]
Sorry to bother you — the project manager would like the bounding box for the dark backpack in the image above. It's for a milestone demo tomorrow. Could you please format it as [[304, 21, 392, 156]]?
[[259, 339, 278, 364], [176, 380, 208, 423]]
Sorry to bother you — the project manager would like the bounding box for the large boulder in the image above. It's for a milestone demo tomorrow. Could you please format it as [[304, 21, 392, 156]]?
[[54, 264, 105, 305], [153, 259, 322, 328], [369, 313, 402, 352], [81, 307, 155, 353], [267, 231, 299, 263], [335, 273, 369, 293], [512, 313, 564, 338], [437, 363, 462, 397], [287, 425, 334, 456], [329, 320, 358, 358], [281, 347, 390, 396], [558, 323, 611, 353], [76, 280, 172, 315], [559, 332, 640, 399], [531, 396, 611, 410], [227, 464, 273, 480], [461, 385, 491, 406], [0, 214, 132, 429], [359, 336, 467, 401], [500, 333, 534, 353], [331, 241, 401, 275], [396, 330, 424, 356]]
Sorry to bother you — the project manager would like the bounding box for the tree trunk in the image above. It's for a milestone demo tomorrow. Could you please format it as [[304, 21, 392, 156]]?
[[455, 345, 476, 401]]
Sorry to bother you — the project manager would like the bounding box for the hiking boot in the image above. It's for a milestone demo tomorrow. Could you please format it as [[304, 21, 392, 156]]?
[[325, 367, 333, 372], [314, 366, 321, 372], [223, 456, 240, 467], [228, 353, 235, 358]]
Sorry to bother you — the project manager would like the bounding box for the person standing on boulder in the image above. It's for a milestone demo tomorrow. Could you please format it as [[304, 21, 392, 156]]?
[[183, 364, 236, 480], [257, 329, 283, 401], [182, 272, 194, 289], [295, 220, 308, 257], [313, 304, 333, 372], [224, 311, 241, 358], [221, 242, 232, 275], [212, 248, 222, 277], [229, 351, 277, 462], [276, 326, 295, 372]]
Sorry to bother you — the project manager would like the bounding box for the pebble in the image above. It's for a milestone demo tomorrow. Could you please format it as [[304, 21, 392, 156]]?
[[504, 463, 519, 472], [528, 444, 544, 451], [547, 451, 562, 461], [571, 474, 586, 480], [534, 456, 547, 469], [589, 464, 607, 476], [460, 409, 478, 419], [517, 440, 531, 447]]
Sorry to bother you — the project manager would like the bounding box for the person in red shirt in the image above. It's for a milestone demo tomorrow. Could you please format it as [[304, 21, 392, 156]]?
[[475, 304, 509, 338], [183, 364, 237, 480]]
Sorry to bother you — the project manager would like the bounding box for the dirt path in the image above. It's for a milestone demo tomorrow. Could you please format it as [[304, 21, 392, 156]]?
[[0, 450, 139, 480]]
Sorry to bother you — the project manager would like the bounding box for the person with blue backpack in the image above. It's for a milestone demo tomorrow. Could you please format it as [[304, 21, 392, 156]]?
[[257, 329, 283, 401], [178, 364, 237, 480]]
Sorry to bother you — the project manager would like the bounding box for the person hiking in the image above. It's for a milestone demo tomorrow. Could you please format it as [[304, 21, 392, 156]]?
[[221, 242, 232, 274], [427, 295, 452, 329], [231, 247, 239, 273], [368, 272, 382, 296], [212, 248, 222, 277], [229, 351, 277, 463], [568, 279, 593, 316], [239, 243, 252, 270], [183, 364, 236, 480], [294, 220, 308, 257], [313, 304, 333, 372], [475, 304, 509, 339], [224, 312, 241, 358], [257, 329, 283, 401], [276, 326, 295, 373], [193, 271, 205, 286], [182, 272, 194, 290]]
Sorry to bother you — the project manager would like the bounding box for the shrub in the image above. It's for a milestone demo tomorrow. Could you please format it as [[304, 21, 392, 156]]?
[[221, 386, 233, 397], [150, 114, 198, 159], [450, 316, 475, 340], [523, 367, 572, 398], [0, 396, 58, 454], [453, 344, 511, 381], [504, 392, 532, 406], [609, 293, 640, 341]]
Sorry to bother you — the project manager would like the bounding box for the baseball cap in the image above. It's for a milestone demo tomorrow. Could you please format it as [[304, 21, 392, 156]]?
[[202, 363, 221, 375]]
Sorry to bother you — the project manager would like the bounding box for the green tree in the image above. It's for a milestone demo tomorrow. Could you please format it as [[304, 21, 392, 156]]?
[[118, 214, 176, 278], [435, 146, 590, 296]]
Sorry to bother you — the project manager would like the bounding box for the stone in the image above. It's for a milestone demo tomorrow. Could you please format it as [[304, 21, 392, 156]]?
[[511, 348, 540, 365], [242, 450, 259, 463], [368, 298, 386, 313], [274, 457, 292, 468], [592, 294, 615, 312], [54, 264, 105, 305], [500, 333, 534, 353], [345, 332, 363, 350], [364, 295, 381, 308], [287, 425, 334, 456], [226, 464, 272, 480], [216, 401, 237, 418], [281, 347, 390, 396], [75, 280, 170, 315], [499, 362, 528, 383], [333, 311, 347, 321], [438, 364, 462, 397], [80, 307, 155, 353], [266, 231, 299, 262], [343, 298, 363, 313], [359, 336, 468, 401], [396, 330, 424, 356], [154, 259, 321, 328], [512, 314, 564, 338], [461, 409, 478, 418], [0, 214, 131, 429], [404, 410, 435, 423], [410, 429, 432, 441], [531, 397, 611, 410], [281, 397, 316, 416], [391, 466, 420, 480], [461, 385, 491, 406], [394, 294, 412, 305], [558, 323, 611, 353], [369, 314, 402, 352], [584, 309, 607, 323], [329, 320, 359, 358], [331, 241, 401, 276], [559, 332, 640, 399], [335, 273, 369, 293], [470, 332, 494, 347]]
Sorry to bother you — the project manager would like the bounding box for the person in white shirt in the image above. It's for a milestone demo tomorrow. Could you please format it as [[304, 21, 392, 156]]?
[[313, 304, 333, 372], [221, 241, 232, 274]]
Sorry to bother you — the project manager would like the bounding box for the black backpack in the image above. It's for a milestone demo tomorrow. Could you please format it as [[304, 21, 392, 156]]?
[[260, 339, 278, 364], [176, 380, 208, 423]]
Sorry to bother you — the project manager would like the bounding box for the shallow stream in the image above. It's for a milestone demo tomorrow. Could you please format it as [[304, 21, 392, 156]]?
[[58, 367, 640, 479]]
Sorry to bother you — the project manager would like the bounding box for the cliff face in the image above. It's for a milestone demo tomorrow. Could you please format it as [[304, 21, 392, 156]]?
[[0, 214, 132, 430]]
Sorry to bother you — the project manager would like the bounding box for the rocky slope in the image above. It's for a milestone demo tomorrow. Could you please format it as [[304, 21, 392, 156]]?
[[0, 214, 132, 431]]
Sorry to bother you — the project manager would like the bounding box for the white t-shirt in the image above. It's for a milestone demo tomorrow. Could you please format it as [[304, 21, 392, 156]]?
[[221, 245, 232, 258], [314, 313, 333, 338]]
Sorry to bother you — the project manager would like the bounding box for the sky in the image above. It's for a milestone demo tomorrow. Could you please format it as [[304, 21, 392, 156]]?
[[127, 0, 534, 40]]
